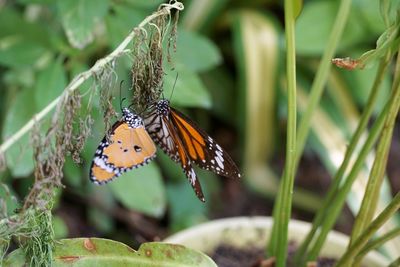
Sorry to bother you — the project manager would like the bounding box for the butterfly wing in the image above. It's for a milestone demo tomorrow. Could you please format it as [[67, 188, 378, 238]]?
[[90, 121, 156, 184], [169, 107, 241, 179], [145, 110, 205, 201]]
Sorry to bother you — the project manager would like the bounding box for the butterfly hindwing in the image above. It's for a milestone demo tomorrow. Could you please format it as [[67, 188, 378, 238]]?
[[90, 108, 156, 184]]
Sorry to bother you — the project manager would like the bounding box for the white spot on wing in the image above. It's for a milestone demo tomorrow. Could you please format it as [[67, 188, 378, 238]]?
[[215, 156, 224, 169], [188, 168, 196, 185], [94, 157, 114, 173]]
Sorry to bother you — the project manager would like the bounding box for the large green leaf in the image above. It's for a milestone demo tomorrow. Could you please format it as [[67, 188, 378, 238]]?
[[0, 7, 52, 68], [0, 183, 19, 215], [167, 181, 208, 232], [88, 186, 115, 233], [353, 0, 385, 35], [181, 0, 229, 32], [123, 0, 165, 9], [0, 38, 50, 68], [232, 10, 280, 195], [295, 1, 367, 55], [163, 64, 212, 108], [156, 152, 211, 231], [108, 163, 166, 218], [2, 88, 36, 177], [53, 215, 69, 239], [34, 59, 67, 110], [3, 239, 217, 266], [172, 30, 222, 72], [105, 4, 146, 48], [340, 60, 391, 114], [0, 7, 51, 45], [57, 0, 109, 49]]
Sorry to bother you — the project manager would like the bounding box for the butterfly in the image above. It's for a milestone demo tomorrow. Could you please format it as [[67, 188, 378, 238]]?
[[90, 107, 157, 184], [144, 99, 241, 202]]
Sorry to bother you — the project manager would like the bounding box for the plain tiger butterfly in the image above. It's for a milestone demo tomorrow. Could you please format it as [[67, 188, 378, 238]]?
[[144, 99, 241, 202], [90, 107, 157, 184]]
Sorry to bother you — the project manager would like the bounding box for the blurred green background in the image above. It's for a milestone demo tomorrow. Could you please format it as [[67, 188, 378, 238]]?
[[0, 0, 397, 251]]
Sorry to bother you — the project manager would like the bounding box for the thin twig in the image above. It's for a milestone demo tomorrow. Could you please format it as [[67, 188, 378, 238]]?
[[0, 1, 184, 155]]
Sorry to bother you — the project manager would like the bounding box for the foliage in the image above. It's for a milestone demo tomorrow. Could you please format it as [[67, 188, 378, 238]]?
[[0, 0, 399, 266], [4, 238, 216, 267]]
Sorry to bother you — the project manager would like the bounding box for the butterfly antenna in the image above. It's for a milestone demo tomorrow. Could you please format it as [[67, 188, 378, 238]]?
[[169, 72, 178, 100], [119, 80, 126, 111]]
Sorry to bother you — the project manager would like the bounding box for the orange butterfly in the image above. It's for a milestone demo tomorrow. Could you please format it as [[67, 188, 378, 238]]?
[[144, 99, 241, 202], [90, 108, 156, 184]]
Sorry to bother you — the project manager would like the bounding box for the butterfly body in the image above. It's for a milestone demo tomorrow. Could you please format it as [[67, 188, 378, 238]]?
[[90, 108, 156, 184], [144, 99, 241, 201]]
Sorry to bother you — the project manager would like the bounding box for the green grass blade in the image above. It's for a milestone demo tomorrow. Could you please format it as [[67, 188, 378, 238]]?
[[335, 193, 400, 267], [273, 0, 297, 265], [353, 227, 400, 265]]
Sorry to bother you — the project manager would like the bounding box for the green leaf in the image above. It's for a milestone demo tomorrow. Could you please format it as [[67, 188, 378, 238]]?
[[16, 0, 55, 4], [341, 61, 391, 114], [2, 249, 26, 267], [167, 181, 208, 232], [172, 30, 222, 72], [0, 7, 53, 68], [57, 0, 109, 49], [295, 1, 367, 55], [108, 163, 166, 218], [0, 183, 19, 215], [0, 38, 50, 68], [88, 186, 115, 233], [232, 10, 280, 191], [105, 4, 146, 48], [156, 152, 211, 231], [181, 0, 229, 32], [63, 156, 82, 187], [122, 0, 165, 9], [293, 0, 303, 19], [201, 67, 236, 124], [353, 0, 385, 35], [34, 59, 67, 110], [0, 7, 51, 46], [2, 88, 36, 177], [53, 215, 69, 239], [3, 68, 35, 88], [163, 64, 212, 108], [4, 239, 217, 267]]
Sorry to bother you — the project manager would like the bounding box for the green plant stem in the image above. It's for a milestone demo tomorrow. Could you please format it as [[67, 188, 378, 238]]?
[[305, 93, 392, 261], [0, 1, 184, 155], [349, 52, 399, 249], [291, 1, 352, 263], [271, 0, 297, 265], [388, 257, 400, 267], [306, 52, 400, 261], [335, 193, 400, 267], [294, 0, 352, 171], [353, 227, 400, 265], [294, 56, 389, 266]]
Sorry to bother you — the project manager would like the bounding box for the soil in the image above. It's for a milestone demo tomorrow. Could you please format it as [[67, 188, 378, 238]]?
[[210, 243, 337, 267]]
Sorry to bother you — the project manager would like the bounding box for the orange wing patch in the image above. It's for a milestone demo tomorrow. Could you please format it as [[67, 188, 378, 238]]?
[[91, 163, 116, 183], [103, 124, 156, 168], [172, 112, 205, 145]]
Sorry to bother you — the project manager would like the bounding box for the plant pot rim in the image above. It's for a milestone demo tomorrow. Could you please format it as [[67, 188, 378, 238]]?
[[164, 216, 389, 266]]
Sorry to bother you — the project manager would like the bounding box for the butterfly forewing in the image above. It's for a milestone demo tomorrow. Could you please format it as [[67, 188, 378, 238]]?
[[144, 110, 180, 162], [169, 107, 241, 179], [90, 109, 156, 184], [145, 111, 205, 201], [144, 100, 240, 202]]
